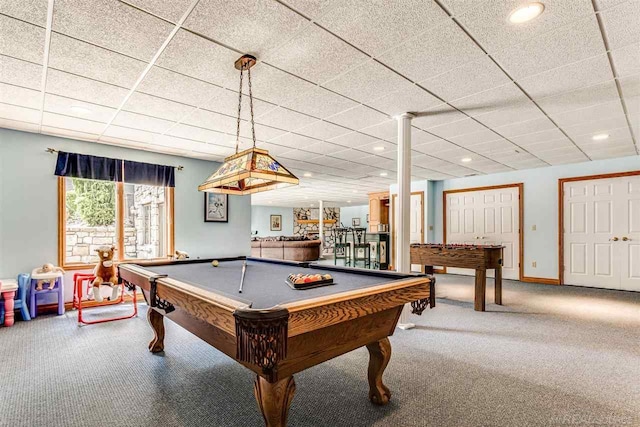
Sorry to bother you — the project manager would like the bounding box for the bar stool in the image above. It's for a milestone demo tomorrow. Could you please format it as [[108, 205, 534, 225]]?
[[352, 227, 371, 268], [29, 269, 65, 318], [333, 227, 352, 266]]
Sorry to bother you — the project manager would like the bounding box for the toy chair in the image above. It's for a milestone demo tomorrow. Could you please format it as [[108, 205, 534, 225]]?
[[29, 269, 64, 318], [72, 272, 138, 326], [1, 274, 32, 325]]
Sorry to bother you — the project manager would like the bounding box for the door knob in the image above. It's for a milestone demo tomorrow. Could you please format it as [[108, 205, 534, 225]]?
[[622, 237, 630, 241], [610, 237, 619, 241]]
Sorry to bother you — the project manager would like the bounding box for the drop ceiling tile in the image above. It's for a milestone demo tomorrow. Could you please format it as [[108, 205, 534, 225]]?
[[355, 139, 396, 154], [166, 123, 232, 146], [0, 102, 40, 123], [0, 56, 42, 90], [578, 137, 635, 152], [313, 155, 355, 170], [45, 69, 129, 108], [611, 43, 640, 77], [303, 141, 348, 155], [572, 126, 633, 145], [258, 142, 292, 156], [562, 115, 630, 138], [536, 80, 621, 115], [41, 126, 98, 142], [124, 0, 193, 23], [112, 111, 175, 133], [457, 0, 594, 52], [492, 15, 605, 80], [412, 106, 467, 130], [378, 19, 485, 83], [619, 74, 640, 99], [0, 15, 45, 63], [295, 120, 351, 140], [412, 139, 458, 154], [137, 66, 226, 107], [43, 94, 117, 122], [48, 33, 147, 88], [600, 0, 640, 49], [449, 129, 503, 147], [203, 90, 277, 121], [550, 100, 626, 127], [421, 55, 511, 102], [156, 29, 239, 88], [123, 92, 195, 121], [180, 108, 237, 134], [0, 83, 41, 109], [247, 63, 317, 106], [586, 145, 638, 159], [540, 152, 589, 165], [594, 0, 629, 11], [268, 132, 318, 148], [328, 131, 378, 148], [368, 84, 442, 116], [42, 111, 107, 134], [428, 117, 487, 139], [518, 54, 614, 100], [280, 86, 357, 119], [184, 0, 309, 56], [0, 0, 49, 26], [473, 101, 547, 129], [264, 23, 369, 84], [280, 148, 324, 161], [255, 107, 317, 131], [411, 128, 441, 146], [281, 0, 338, 20], [493, 117, 557, 138], [326, 105, 389, 131], [465, 138, 518, 154], [510, 128, 568, 146], [239, 123, 288, 142], [360, 120, 397, 142], [52, 0, 173, 61], [323, 59, 414, 105], [154, 134, 223, 154], [102, 125, 158, 143]]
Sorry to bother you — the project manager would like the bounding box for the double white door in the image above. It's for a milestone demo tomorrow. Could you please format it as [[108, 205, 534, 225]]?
[[446, 186, 520, 280], [564, 175, 640, 291]]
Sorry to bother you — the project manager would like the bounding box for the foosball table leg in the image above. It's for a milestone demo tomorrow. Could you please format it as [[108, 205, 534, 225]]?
[[474, 269, 486, 312], [495, 266, 503, 305]]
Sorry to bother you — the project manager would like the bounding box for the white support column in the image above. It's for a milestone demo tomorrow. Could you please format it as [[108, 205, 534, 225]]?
[[395, 113, 415, 330], [318, 199, 324, 259]]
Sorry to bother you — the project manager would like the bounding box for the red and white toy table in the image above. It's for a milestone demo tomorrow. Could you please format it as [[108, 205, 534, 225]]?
[[0, 279, 18, 327]]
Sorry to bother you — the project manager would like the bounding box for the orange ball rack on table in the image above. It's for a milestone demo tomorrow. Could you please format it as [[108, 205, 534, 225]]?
[[72, 273, 138, 325]]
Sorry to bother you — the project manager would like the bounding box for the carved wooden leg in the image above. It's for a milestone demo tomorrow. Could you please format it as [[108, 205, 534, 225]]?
[[474, 268, 487, 312], [254, 375, 296, 427], [147, 308, 165, 353], [495, 266, 503, 305], [366, 337, 392, 405]]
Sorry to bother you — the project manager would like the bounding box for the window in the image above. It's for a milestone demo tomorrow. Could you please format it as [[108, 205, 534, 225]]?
[[59, 177, 174, 268]]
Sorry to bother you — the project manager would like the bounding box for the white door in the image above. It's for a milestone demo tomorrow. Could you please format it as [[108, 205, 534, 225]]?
[[446, 187, 520, 280], [564, 175, 640, 291]]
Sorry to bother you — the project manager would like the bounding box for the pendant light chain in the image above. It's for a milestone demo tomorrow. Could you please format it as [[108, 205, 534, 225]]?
[[247, 67, 257, 149], [235, 65, 244, 154]]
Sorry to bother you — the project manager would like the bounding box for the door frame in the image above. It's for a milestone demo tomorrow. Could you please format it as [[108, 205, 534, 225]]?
[[391, 191, 425, 271], [558, 170, 640, 285], [443, 183, 524, 281]]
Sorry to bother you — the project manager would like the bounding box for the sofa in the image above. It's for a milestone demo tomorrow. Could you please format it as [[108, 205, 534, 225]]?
[[251, 237, 321, 261]]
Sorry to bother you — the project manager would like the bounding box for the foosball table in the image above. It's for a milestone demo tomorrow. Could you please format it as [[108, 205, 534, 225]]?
[[410, 243, 504, 311]]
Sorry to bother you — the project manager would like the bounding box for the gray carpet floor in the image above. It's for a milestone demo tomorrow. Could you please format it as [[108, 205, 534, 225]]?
[[1, 275, 639, 427]]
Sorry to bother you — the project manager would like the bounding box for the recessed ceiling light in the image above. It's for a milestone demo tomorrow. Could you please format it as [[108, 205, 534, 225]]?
[[461, 157, 472, 163], [304, 196, 309, 199], [508, 2, 545, 24], [70, 105, 91, 115], [268, 201, 273, 204], [352, 190, 357, 193], [303, 172, 312, 177], [373, 146, 385, 151], [592, 133, 609, 141], [380, 172, 388, 177], [347, 200, 351, 203], [310, 203, 315, 207]]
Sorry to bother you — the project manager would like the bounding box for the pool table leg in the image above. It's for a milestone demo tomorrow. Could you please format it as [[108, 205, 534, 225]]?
[[147, 308, 165, 353], [474, 268, 487, 312], [254, 375, 296, 427], [495, 265, 503, 305], [366, 337, 391, 405]]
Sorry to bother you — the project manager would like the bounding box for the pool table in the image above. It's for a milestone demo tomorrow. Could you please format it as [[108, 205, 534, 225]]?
[[118, 257, 435, 427]]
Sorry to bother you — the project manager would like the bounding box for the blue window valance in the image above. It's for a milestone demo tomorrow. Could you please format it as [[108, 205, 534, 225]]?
[[54, 151, 122, 182], [54, 151, 176, 187]]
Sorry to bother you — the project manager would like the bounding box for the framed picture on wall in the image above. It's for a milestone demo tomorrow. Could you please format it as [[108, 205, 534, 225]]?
[[352, 218, 361, 227], [204, 193, 228, 222], [270, 215, 282, 231]]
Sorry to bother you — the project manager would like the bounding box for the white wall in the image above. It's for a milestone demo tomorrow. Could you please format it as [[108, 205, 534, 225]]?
[[251, 206, 294, 237], [432, 155, 640, 280], [0, 128, 251, 302], [340, 205, 368, 227]]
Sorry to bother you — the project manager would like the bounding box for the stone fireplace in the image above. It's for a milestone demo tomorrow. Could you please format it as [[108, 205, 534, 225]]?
[[293, 207, 340, 255]]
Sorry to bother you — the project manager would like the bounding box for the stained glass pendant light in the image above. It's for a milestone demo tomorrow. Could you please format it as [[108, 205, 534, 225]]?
[[198, 55, 299, 195]]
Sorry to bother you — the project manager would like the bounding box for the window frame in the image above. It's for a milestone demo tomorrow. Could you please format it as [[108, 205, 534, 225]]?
[[58, 177, 175, 270]]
